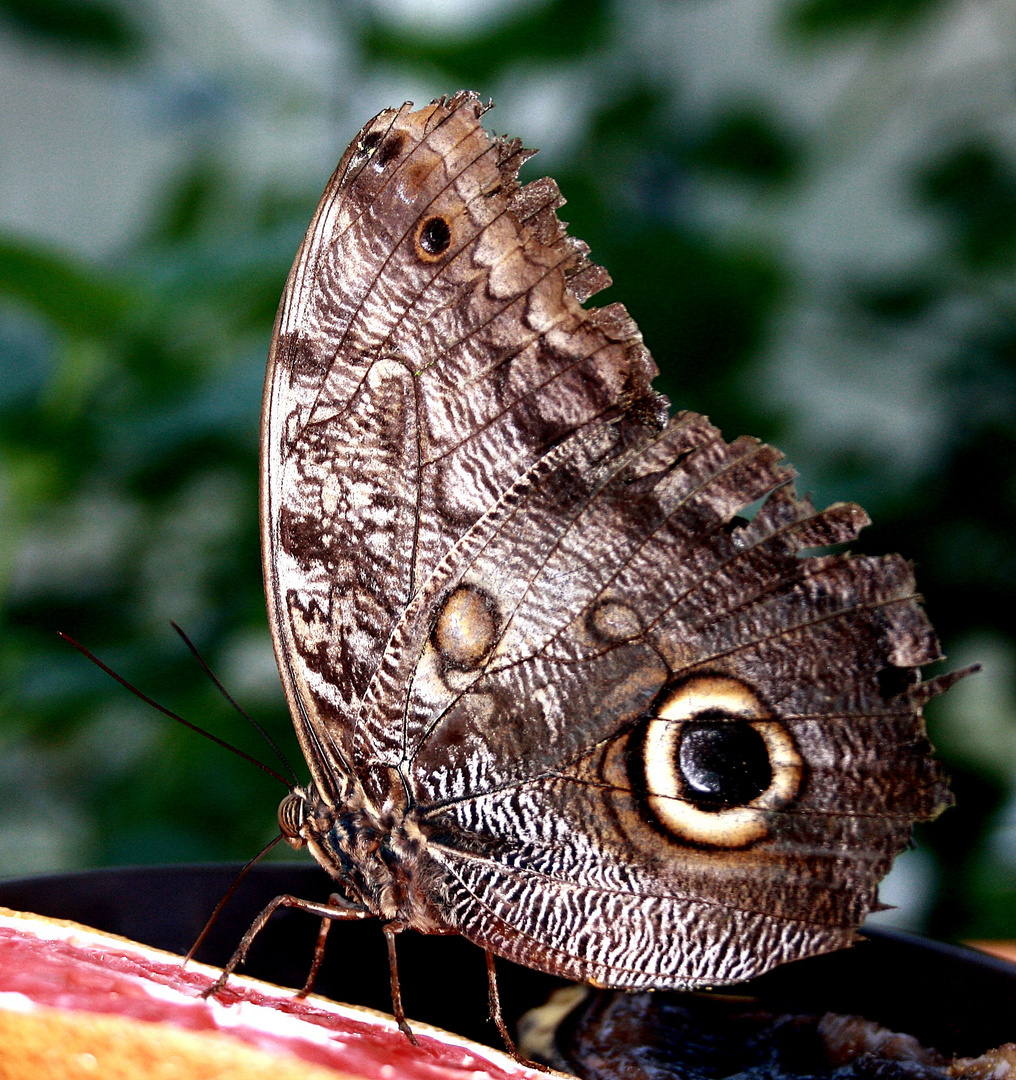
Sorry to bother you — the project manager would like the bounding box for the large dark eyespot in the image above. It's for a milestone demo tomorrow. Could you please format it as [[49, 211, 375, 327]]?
[[678, 720, 771, 808], [416, 215, 452, 258], [636, 674, 803, 848]]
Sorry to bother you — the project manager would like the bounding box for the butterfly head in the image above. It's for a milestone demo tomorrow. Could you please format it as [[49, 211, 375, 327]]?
[[276, 781, 446, 928], [277, 785, 374, 897], [278, 784, 363, 861]]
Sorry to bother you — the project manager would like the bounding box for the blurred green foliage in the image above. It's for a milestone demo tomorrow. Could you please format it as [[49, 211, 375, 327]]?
[[1, 0, 1014, 944], [0, 0, 142, 55], [362, 0, 609, 83], [783, 0, 948, 37]]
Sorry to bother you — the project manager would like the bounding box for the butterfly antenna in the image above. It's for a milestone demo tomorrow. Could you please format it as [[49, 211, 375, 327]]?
[[58, 632, 292, 790], [184, 832, 286, 965], [170, 621, 298, 786]]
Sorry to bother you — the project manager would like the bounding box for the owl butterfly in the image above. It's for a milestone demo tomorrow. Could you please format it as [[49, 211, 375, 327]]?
[[251, 90, 960, 1035]]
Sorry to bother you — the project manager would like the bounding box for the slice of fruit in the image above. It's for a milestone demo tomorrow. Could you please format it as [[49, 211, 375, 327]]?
[[0, 906, 548, 1080]]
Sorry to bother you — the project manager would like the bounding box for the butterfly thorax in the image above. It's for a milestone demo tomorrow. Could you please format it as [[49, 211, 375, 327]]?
[[277, 785, 448, 933]]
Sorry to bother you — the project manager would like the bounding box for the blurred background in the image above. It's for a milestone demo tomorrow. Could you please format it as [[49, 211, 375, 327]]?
[[0, 0, 1013, 947]]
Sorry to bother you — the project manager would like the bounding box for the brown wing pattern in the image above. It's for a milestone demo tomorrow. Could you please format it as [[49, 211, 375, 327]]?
[[262, 91, 658, 782], [264, 91, 956, 988], [352, 405, 950, 985]]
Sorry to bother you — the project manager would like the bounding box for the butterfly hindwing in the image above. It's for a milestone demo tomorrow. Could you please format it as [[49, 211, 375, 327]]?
[[350, 407, 948, 986]]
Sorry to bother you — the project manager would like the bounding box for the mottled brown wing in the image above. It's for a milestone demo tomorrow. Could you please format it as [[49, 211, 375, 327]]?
[[261, 91, 657, 786], [264, 91, 955, 988], [357, 409, 953, 987]]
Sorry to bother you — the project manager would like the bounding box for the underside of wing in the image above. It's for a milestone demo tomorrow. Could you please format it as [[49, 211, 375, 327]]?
[[364, 409, 954, 987], [262, 91, 959, 989], [260, 91, 660, 785]]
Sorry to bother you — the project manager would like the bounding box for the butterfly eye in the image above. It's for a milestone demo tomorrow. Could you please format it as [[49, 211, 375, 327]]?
[[415, 215, 452, 260], [636, 675, 803, 848], [278, 791, 307, 848]]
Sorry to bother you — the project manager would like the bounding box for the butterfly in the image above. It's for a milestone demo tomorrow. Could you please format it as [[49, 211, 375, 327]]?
[[247, 90, 959, 1034]]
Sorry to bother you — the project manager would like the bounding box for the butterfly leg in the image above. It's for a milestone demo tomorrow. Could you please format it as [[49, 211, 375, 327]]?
[[201, 892, 370, 999], [297, 892, 351, 997], [485, 949, 522, 1060], [382, 920, 419, 1045]]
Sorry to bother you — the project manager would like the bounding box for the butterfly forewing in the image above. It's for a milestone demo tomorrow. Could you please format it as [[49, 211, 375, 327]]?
[[261, 90, 954, 990], [263, 92, 657, 785]]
